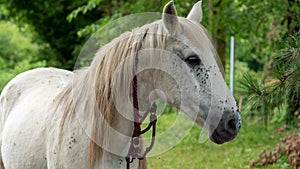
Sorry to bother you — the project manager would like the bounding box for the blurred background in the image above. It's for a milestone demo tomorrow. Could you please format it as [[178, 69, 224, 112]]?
[[0, 0, 299, 168]]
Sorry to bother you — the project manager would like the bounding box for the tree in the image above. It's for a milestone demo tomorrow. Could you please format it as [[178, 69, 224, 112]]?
[[240, 32, 300, 124], [66, 0, 231, 70], [287, 0, 300, 35], [6, 0, 104, 69], [5, 0, 299, 74], [0, 21, 46, 91]]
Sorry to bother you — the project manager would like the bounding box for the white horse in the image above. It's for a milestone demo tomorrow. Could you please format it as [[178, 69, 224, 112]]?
[[0, 1, 241, 169]]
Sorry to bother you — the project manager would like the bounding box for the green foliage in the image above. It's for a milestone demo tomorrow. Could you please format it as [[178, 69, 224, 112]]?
[[239, 32, 300, 125], [67, 0, 103, 23], [272, 37, 300, 112], [0, 2, 8, 20], [0, 22, 38, 68], [4, 0, 299, 73], [0, 21, 46, 91], [5, 0, 104, 69], [67, 0, 175, 37], [231, 0, 285, 70]]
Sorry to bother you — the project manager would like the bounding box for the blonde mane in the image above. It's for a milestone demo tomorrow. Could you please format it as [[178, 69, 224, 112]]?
[[55, 21, 168, 168], [54, 18, 222, 168]]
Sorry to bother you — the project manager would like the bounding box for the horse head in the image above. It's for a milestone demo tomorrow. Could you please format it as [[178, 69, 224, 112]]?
[[124, 1, 242, 144], [161, 1, 241, 144]]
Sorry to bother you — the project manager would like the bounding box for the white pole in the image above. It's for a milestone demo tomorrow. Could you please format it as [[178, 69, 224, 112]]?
[[230, 36, 235, 94]]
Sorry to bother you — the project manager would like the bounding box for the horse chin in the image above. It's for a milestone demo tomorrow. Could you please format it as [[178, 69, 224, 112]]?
[[209, 129, 236, 144]]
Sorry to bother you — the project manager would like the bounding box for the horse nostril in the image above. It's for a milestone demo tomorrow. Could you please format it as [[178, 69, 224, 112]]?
[[227, 119, 236, 131]]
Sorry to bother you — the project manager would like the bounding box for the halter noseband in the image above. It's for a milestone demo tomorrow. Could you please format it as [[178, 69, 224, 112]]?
[[125, 75, 157, 169]]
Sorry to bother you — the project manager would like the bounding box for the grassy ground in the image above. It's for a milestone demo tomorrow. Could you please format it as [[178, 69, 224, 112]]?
[[142, 112, 290, 169]]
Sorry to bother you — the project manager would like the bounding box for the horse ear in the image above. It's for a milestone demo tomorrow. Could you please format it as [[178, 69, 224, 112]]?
[[187, 1, 203, 23], [162, 1, 179, 35]]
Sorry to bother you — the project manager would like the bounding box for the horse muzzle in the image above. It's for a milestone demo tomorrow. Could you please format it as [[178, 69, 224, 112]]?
[[209, 112, 242, 144]]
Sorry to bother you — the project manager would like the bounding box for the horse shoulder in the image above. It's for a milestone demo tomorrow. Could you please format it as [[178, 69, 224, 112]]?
[[0, 67, 74, 168], [0, 67, 72, 121]]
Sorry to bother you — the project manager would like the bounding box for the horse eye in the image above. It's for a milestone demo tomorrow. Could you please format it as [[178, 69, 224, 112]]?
[[185, 55, 201, 65]]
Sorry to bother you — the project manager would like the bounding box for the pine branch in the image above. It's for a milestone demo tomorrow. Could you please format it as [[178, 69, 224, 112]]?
[[240, 32, 300, 118]]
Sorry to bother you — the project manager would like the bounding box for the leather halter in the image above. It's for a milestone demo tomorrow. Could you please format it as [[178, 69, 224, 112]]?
[[125, 75, 157, 169]]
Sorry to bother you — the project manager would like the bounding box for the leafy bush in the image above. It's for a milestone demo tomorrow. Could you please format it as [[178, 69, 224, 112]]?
[[0, 21, 46, 91]]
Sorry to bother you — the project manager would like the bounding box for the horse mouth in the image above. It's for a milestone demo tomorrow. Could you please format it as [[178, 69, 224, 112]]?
[[209, 130, 225, 144], [209, 130, 235, 144]]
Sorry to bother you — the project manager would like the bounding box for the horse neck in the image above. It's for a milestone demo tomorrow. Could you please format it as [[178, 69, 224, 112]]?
[[109, 74, 155, 136], [103, 73, 156, 153]]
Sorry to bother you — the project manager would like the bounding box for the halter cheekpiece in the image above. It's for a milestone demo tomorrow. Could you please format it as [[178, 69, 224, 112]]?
[[125, 75, 157, 169]]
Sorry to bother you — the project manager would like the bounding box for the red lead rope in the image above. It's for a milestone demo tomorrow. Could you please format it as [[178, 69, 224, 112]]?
[[125, 75, 157, 169]]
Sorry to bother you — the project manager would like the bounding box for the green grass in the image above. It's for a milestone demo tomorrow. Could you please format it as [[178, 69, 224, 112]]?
[[141, 113, 290, 169]]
